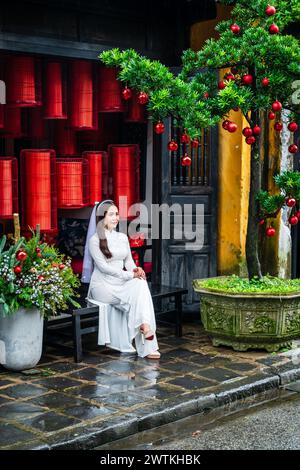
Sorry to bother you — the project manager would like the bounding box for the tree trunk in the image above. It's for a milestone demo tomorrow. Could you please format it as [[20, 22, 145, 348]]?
[[246, 138, 263, 279]]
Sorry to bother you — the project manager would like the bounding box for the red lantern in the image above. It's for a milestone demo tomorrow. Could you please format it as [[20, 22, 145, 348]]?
[[109, 144, 140, 220], [28, 107, 46, 139], [20, 149, 57, 233], [0, 157, 18, 219], [125, 91, 147, 123], [1, 107, 25, 138], [5, 56, 42, 107], [44, 62, 67, 119], [56, 158, 89, 208], [82, 151, 107, 206], [69, 60, 97, 130], [55, 121, 77, 156], [98, 67, 125, 113], [0, 104, 4, 129]]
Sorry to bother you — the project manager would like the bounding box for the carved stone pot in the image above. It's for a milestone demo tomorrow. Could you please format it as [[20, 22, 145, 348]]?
[[193, 278, 300, 352]]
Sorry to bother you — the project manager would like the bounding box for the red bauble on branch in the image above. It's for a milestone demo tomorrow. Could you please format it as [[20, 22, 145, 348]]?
[[266, 5, 276, 16], [261, 77, 270, 87], [14, 266, 22, 275], [272, 100, 282, 112], [289, 215, 299, 225], [203, 91, 209, 99], [252, 125, 261, 135], [191, 139, 199, 148], [180, 154, 192, 167], [242, 127, 253, 137], [222, 120, 230, 130], [288, 144, 299, 154], [154, 121, 165, 134], [16, 250, 27, 261], [225, 73, 235, 81], [268, 111, 276, 120], [288, 122, 298, 132], [122, 87, 132, 101], [180, 133, 190, 144], [138, 91, 149, 105], [274, 122, 283, 131], [168, 140, 178, 152], [286, 197, 296, 207], [246, 136, 256, 145], [230, 23, 240, 34], [227, 122, 238, 133], [218, 80, 226, 90], [242, 74, 253, 85], [269, 24, 279, 34], [266, 227, 276, 237]]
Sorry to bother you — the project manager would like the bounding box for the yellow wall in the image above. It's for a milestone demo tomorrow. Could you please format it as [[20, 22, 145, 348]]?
[[191, 6, 251, 275]]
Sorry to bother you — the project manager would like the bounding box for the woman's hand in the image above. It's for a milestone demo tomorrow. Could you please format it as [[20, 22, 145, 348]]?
[[133, 267, 146, 280]]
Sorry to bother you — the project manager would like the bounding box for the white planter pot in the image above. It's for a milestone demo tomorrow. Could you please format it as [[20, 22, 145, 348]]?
[[0, 307, 44, 371]]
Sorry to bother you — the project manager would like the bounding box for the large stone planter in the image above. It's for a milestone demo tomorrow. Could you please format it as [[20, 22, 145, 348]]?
[[193, 278, 300, 352], [0, 307, 44, 371]]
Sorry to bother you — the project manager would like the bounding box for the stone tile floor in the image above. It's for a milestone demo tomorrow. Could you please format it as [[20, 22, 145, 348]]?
[[0, 321, 299, 449]]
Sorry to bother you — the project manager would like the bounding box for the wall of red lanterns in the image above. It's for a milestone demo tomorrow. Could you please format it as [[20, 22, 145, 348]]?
[[0, 54, 144, 239]]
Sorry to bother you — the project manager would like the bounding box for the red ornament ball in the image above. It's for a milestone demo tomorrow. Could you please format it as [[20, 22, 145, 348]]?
[[16, 250, 27, 261], [286, 197, 296, 207], [122, 87, 132, 101], [226, 73, 235, 81], [242, 74, 253, 86], [138, 91, 149, 105], [242, 127, 253, 137], [233, 106, 239, 112], [230, 23, 240, 34], [203, 91, 209, 99], [274, 122, 283, 131], [272, 100, 282, 112], [222, 120, 230, 130], [266, 5, 276, 16], [252, 125, 261, 135], [191, 139, 199, 148], [218, 80, 226, 90], [296, 211, 300, 219], [38, 275, 45, 281], [180, 133, 190, 144], [288, 122, 298, 132], [154, 121, 165, 134], [289, 215, 299, 226], [14, 266, 22, 274], [269, 23, 279, 34], [268, 111, 276, 120], [59, 264, 65, 270], [289, 144, 299, 154], [266, 227, 276, 237], [168, 140, 178, 152], [227, 122, 238, 133], [261, 77, 270, 87], [246, 136, 256, 145], [180, 154, 192, 167], [258, 219, 265, 226]]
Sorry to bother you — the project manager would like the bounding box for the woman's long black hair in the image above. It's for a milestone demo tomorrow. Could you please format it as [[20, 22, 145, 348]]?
[[96, 200, 116, 259]]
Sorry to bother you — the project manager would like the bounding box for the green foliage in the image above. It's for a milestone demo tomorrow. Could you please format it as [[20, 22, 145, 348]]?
[[0, 229, 80, 318], [257, 171, 300, 217], [197, 274, 300, 295]]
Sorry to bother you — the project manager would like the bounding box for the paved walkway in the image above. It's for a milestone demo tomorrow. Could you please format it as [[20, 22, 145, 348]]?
[[1, 322, 300, 449]]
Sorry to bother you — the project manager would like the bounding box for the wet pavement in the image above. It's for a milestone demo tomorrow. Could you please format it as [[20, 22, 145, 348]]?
[[0, 321, 300, 450]]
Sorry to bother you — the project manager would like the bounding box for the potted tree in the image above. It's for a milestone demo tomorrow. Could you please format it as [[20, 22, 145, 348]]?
[[99, 0, 300, 351], [0, 225, 80, 370]]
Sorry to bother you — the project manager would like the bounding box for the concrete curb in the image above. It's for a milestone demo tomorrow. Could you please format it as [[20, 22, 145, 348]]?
[[27, 366, 300, 450]]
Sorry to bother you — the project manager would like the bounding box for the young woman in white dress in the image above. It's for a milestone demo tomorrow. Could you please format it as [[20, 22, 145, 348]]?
[[82, 200, 160, 360]]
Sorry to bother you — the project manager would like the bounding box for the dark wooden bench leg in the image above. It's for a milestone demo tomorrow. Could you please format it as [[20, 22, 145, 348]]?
[[175, 294, 183, 337], [73, 314, 83, 362]]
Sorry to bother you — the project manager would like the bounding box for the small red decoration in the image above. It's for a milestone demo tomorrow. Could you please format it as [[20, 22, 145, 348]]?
[[288, 144, 299, 154], [269, 24, 279, 34], [289, 215, 299, 225], [222, 120, 230, 130], [122, 87, 132, 101], [218, 80, 226, 90], [14, 266, 22, 275], [59, 264, 65, 270], [168, 140, 179, 152], [288, 122, 298, 132], [181, 154, 192, 167], [266, 227, 276, 237], [274, 122, 283, 131], [286, 197, 296, 207], [138, 91, 149, 105], [242, 74, 253, 85], [262, 77, 270, 87], [225, 73, 235, 81], [268, 111, 276, 120], [227, 122, 238, 133], [203, 92, 209, 98], [230, 23, 240, 34], [296, 211, 300, 219], [191, 139, 199, 148], [180, 133, 190, 144], [246, 136, 256, 145], [258, 219, 265, 225], [272, 100, 282, 112], [16, 251, 27, 261], [252, 125, 261, 135], [242, 127, 253, 137], [154, 121, 165, 134], [266, 5, 276, 16]]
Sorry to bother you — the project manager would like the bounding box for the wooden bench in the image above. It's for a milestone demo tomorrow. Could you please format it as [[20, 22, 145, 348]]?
[[72, 283, 188, 362]]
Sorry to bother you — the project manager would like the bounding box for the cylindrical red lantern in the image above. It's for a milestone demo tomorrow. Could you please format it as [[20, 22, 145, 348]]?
[[98, 67, 125, 113], [20, 149, 57, 232], [69, 60, 97, 130], [44, 62, 67, 119], [82, 151, 107, 205], [55, 121, 77, 156], [56, 158, 89, 208], [125, 91, 147, 123], [0, 157, 18, 219], [109, 144, 140, 220], [5, 56, 42, 107]]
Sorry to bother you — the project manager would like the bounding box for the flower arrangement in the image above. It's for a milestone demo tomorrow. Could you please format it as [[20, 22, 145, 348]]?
[[0, 226, 81, 318]]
